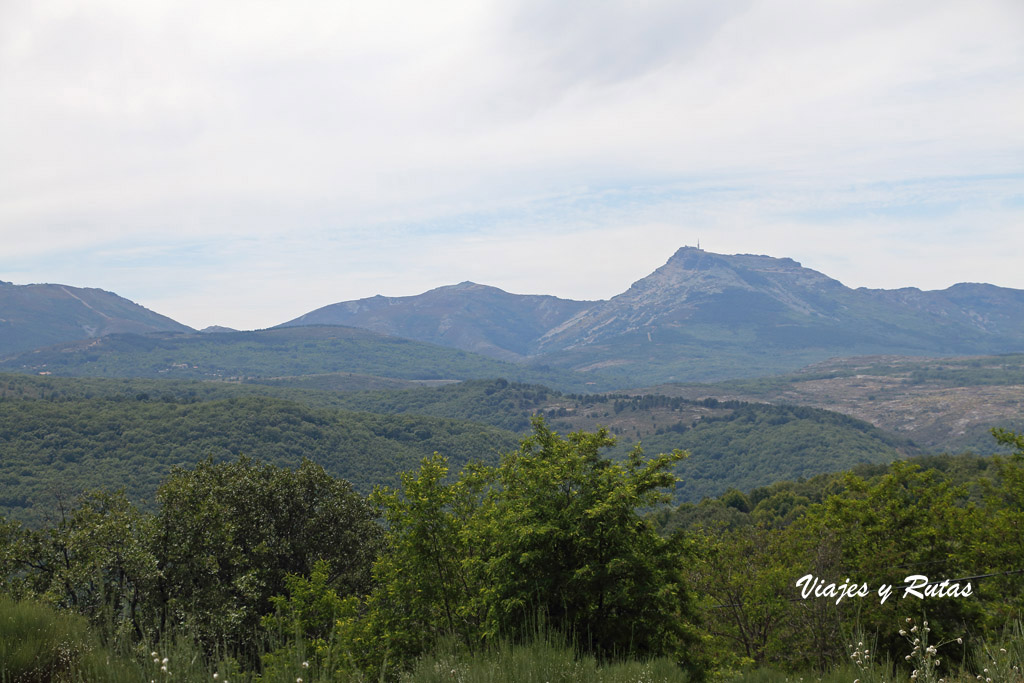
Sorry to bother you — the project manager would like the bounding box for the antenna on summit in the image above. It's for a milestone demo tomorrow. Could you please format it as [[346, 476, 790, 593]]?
[[697, 239, 701, 251]]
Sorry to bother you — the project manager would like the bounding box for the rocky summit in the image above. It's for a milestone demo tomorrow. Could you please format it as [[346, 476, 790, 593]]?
[[281, 247, 1024, 384]]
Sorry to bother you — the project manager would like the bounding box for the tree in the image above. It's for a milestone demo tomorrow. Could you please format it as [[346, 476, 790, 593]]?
[[689, 523, 824, 670], [151, 456, 381, 653], [340, 453, 488, 675], [476, 418, 700, 664], [969, 428, 1024, 626], [2, 491, 158, 640], [799, 462, 975, 661], [341, 419, 704, 676]]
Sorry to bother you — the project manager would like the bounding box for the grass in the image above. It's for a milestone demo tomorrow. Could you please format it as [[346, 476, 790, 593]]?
[[0, 596, 142, 682], [0, 597, 689, 683], [401, 632, 690, 683], [3, 596, 1022, 683]]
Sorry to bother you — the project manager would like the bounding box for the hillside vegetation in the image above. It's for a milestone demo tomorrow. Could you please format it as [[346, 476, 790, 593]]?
[[0, 374, 918, 523], [646, 354, 1024, 453], [0, 388, 519, 525], [0, 326, 608, 391], [319, 379, 914, 500]]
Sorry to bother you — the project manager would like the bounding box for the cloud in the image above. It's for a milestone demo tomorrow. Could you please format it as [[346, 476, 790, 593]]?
[[1, 0, 1021, 329]]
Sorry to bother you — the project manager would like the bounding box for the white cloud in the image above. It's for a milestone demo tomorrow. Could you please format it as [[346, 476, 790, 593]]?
[[1, 0, 1022, 329]]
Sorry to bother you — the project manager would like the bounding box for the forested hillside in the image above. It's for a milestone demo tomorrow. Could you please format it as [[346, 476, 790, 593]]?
[[321, 379, 915, 500], [0, 326, 606, 391], [0, 374, 918, 523], [0, 390, 519, 525]]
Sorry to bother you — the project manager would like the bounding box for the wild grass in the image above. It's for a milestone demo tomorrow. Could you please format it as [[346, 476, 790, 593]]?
[[0, 596, 142, 683], [2, 596, 1022, 683], [401, 631, 690, 683]]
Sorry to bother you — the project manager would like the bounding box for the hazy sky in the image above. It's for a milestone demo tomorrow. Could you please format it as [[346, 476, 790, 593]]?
[[2, 0, 1022, 330]]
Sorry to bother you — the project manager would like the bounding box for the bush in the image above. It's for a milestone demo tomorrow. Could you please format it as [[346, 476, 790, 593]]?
[[0, 596, 141, 682]]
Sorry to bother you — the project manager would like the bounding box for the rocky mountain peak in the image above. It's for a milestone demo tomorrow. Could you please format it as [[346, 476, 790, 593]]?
[[617, 248, 840, 305]]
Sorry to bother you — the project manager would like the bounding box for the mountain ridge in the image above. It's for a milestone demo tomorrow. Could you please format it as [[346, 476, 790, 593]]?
[[280, 281, 593, 361], [6, 247, 1024, 385], [0, 281, 193, 356], [276, 247, 1024, 384]]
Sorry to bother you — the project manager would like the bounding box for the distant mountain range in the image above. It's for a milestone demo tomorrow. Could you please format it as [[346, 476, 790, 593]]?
[[3, 251, 1024, 521], [282, 282, 591, 362], [280, 247, 1024, 384], [0, 281, 192, 355], [4, 248, 1024, 385]]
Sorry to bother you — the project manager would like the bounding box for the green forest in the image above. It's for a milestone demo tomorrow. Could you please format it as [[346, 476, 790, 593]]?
[[0, 374, 917, 524], [2, 418, 1023, 682], [0, 327, 604, 391]]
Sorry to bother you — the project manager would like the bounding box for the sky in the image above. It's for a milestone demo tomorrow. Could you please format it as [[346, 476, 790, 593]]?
[[2, 0, 1022, 331]]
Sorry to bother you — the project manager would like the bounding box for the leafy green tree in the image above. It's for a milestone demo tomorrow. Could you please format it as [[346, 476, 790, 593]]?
[[340, 419, 703, 677], [969, 428, 1024, 627], [799, 462, 975, 661], [0, 514, 32, 598], [475, 418, 700, 665], [688, 524, 822, 669], [334, 453, 488, 676], [3, 491, 158, 640], [992, 427, 1024, 454], [151, 456, 381, 653], [260, 559, 347, 677]]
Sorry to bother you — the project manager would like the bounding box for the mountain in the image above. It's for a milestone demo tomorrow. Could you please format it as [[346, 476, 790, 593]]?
[[532, 248, 1024, 383], [280, 282, 592, 361], [537, 248, 848, 350], [0, 281, 192, 355], [6, 249, 1024, 388], [282, 247, 1024, 385]]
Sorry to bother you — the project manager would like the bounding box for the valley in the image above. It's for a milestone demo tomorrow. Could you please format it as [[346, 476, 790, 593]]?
[[2, 247, 1022, 526]]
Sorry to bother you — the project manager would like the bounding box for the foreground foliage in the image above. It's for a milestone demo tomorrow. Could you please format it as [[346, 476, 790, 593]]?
[[328, 418, 703, 678], [2, 424, 1024, 681], [3, 597, 1022, 682]]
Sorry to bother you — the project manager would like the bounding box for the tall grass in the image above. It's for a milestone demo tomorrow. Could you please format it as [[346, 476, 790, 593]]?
[[0, 596, 142, 683], [3, 597, 1021, 683], [402, 629, 690, 683], [970, 619, 1024, 683]]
